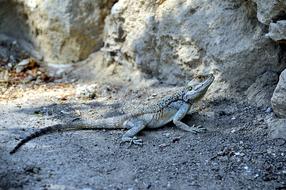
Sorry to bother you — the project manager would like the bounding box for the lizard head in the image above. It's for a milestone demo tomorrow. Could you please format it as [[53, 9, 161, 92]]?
[[183, 74, 214, 103]]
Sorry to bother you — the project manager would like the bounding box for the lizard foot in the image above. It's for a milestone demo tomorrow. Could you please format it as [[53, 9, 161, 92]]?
[[121, 136, 143, 147], [187, 125, 207, 133]]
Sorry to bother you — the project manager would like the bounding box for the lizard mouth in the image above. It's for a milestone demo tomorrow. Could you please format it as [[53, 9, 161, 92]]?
[[193, 74, 214, 91]]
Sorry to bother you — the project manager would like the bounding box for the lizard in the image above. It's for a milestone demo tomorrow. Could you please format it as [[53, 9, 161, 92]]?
[[10, 74, 214, 154]]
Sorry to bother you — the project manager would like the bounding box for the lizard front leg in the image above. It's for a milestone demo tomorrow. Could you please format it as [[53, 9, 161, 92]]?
[[173, 103, 206, 133], [121, 119, 146, 145]]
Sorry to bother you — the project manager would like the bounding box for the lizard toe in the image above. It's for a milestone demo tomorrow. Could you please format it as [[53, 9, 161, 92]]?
[[121, 136, 143, 147], [192, 124, 207, 133]]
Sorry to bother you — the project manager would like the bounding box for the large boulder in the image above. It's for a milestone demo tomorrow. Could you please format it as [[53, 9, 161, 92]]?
[[0, 0, 116, 64], [271, 69, 286, 118], [102, 0, 283, 96]]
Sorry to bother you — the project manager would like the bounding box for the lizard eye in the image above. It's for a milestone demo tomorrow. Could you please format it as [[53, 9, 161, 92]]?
[[187, 86, 192, 90]]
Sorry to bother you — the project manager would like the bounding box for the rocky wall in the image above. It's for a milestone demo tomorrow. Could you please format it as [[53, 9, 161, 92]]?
[[102, 0, 284, 93], [0, 0, 116, 64]]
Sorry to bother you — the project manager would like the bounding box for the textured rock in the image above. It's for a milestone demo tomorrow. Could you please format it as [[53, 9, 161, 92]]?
[[0, 0, 116, 64], [102, 0, 283, 93], [252, 0, 286, 25], [271, 69, 286, 118], [246, 71, 279, 107], [266, 20, 286, 42], [267, 118, 286, 140]]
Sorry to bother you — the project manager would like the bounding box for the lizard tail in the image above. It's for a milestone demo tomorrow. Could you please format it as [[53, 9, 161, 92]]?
[[10, 124, 63, 154], [10, 115, 129, 154]]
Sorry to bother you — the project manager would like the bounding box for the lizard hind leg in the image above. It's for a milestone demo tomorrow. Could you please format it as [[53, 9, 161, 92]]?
[[121, 119, 146, 146]]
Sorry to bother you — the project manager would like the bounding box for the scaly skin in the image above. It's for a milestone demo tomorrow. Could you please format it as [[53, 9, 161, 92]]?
[[10, 74, 214, 154]]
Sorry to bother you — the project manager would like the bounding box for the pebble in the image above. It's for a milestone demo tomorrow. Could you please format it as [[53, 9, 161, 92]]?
[[164, 132, 170, 137], [265, 107, 273, 113], [15, 59, 30, 73], [75, 84, 97, 99]]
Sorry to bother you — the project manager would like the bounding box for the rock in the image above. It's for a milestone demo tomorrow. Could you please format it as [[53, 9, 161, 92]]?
[[266, 20, 286, 42], [102, 0, 283, 94], [246, 71, 279, 107], [252, 0, 286, 25], [0, 69, 9, 82], [0, 0, 116, 64], [271, 69, 286, 118], [265, 107, 273, 114], [75, 84, 98, 99], [267, 118, 286, 140], [15, 59, 30, 73]]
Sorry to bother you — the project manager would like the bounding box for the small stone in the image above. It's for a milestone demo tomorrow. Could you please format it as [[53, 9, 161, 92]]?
[[60, 110, 70, 114], [172, 136, 181, 143], [151, 93, 157, 97], [265, 107, 273, 113], [15, 59, 30, 73], [76, 84, 97, 99], [164, 132, 170, 137], [75, 110, 81, 116], [7, 62, 13, 69], [159, 143, 169, 148], [18, 59, 30, 66]]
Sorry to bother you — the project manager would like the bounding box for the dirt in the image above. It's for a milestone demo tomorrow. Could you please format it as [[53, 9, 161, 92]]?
[[0, 76, 285, 190], [0, 52, 285, 190]]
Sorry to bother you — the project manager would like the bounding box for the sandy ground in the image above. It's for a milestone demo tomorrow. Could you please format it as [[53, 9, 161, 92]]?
[[0, 77, 285, 190]]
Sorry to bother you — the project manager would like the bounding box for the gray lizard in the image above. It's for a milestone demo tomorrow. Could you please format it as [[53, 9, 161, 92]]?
[[10, 74, 214, 154]]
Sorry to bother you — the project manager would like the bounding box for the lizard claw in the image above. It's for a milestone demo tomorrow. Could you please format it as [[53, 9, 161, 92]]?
[[196, 125, 207, 132]]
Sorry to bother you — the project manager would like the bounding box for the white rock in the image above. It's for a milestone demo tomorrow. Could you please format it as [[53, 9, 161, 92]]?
[[18, 59, 30, 66]]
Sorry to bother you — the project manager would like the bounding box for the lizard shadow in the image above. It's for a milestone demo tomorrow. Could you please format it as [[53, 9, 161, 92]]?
[[14, 101, 123, 124]]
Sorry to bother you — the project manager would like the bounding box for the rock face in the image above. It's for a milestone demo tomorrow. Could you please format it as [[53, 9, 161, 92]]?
[[271, 69, 286, 118], [0, 0, 116, 64], [102, 0, 284, 94]]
